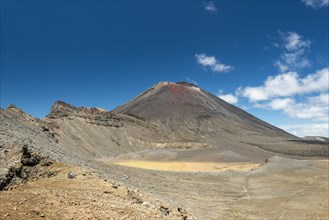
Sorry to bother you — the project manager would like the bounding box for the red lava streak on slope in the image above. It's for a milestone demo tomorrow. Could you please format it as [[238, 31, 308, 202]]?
[[168, 84, 191, 95]]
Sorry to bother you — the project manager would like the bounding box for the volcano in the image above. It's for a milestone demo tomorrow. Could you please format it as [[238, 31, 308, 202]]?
[[113, 81, 290, 134], [112, 81, 327, 158]]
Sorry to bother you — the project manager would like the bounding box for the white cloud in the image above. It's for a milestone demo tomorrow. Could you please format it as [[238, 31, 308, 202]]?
[[263, 93, 329, 122], [283, 32, 311, 51], [279, 123, 329, 138], [218, 93, 238, 104], [302, 0, 329, 8], [284, 93, 329, 121], [267, 98, 294, 110], [204, 1, 217, 12], [243, 67, 329, 102], [195, 53, 234, 73], [239, 66, 328, 125], [281, 50, 311, 69], [274, 32, 311, 72]]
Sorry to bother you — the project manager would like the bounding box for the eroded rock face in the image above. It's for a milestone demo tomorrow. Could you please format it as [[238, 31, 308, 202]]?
[[0, 145, 53, 190], [47, 100, 107, 118], [47, 101, 124, 127], [47, 101, 78, 118]]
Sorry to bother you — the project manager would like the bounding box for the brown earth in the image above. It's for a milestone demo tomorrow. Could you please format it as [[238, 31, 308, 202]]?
[[1, 157, 328, 219], [104, 157, 328, 220], [0, 163, 189, 220]]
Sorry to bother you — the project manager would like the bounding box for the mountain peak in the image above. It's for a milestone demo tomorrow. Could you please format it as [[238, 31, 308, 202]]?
[[155, 81, 198, 86], [152, 81, 201, 95], [112, 81, 243, 121], [47, 100, 76, 118], [154, 81, 198, 88], [176, 81, 198, 87], [112, 81, 293, 139]]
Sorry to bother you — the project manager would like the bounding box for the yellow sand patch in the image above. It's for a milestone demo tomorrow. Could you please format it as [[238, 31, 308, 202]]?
[[113, 160, 260, 172], [317, 160, 329, 165]]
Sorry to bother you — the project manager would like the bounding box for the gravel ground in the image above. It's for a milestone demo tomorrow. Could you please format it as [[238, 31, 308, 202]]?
[[1, 103, 328, 219]]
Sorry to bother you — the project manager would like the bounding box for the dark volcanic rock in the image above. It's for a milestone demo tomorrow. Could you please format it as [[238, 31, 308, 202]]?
[[0, 167, 16, 190], [0, 145, 54, 190], [21, 145, 40, 166]]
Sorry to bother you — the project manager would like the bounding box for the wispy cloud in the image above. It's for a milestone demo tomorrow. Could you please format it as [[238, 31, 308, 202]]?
[[302, 0, 329, 8], [274, 32, 311, 72], [283, 32, 311, 51], [195, 53, 234, 73], [204, 1, 217, 12]]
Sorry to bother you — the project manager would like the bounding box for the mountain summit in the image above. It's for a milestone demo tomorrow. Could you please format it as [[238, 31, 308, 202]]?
[[113, 81, 291, 137], [113, 81, 243, 119], [111, 81, 329, 157], [113, 81, 216, 120]]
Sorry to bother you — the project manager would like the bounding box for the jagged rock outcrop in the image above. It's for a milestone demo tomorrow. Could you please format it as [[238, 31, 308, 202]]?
[[0, 145, 54, 190], [47, 101, 124, 127]]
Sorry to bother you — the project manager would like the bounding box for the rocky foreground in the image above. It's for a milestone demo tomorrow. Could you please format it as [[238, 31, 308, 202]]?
[[0, 104, 192, 219], [1, 82, 328, 219], [0, 145, 190, 219], [1, 160, 188, 219]]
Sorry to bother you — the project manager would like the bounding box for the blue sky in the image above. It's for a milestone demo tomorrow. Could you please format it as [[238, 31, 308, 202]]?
[[1, 0, 328, 137]]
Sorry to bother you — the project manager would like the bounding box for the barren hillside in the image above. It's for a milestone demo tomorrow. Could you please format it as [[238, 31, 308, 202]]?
[[1, 82, 328, 219]]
